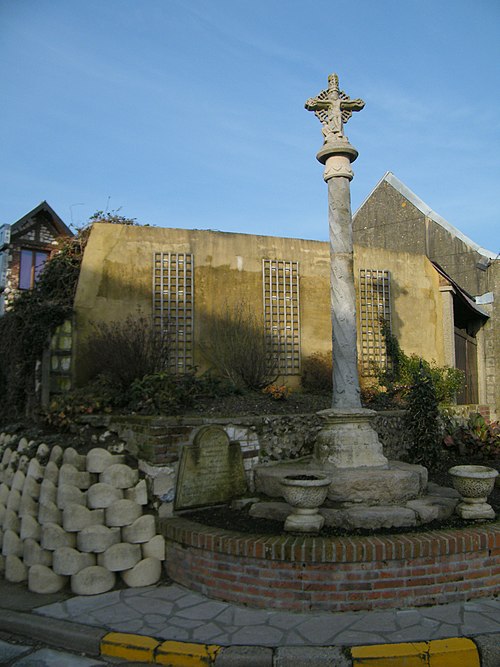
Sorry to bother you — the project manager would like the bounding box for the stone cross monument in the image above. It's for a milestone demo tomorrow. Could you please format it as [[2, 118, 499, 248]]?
[[305, 73, 388, 470]]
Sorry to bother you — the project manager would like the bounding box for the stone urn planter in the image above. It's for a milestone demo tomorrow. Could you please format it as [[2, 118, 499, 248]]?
[[449, 465, 499, 520], [280, 473, 331, 533]]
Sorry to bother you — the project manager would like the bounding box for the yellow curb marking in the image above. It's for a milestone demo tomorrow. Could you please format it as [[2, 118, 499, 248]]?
[[101, 632, 160, 662], [155, 640, 222, 666], [351, 638, 480, 666]]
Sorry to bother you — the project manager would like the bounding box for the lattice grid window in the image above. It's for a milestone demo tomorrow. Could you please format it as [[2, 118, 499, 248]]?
[[153, 252, 194, 373], [263, 259, 300, 375], [359, 269, 392, 376]]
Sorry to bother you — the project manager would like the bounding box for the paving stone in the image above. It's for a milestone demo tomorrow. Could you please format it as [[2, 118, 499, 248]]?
[[77, 524, 121, 553], [28, 564, 68, 594], [86, 447, 124, 473], [97, 541, 141, 571], [230, 625, 284, 646], [5, 554, 28, 582], [345, 505, 417, 529], [41, 522, 76, 550], [141, 534, 165, 560], [0, 639, 31, 662], [120, 556, 162, 587], [105, 499, 142, 527], [23, 538, 53, 567], [3, 528, 23, 557], [71, 565, 116, 595], [124, 479, 148, 505], [59, 463, 92, 489], [43, 461, 60, 484], [57, 483, 87, 510], [100, 463, 138, 489], [86, 482, 123, 509], [62, 504, 104, 532], [122, 514, 156, 543], [62, 446, 87, 470], [215, 645, 273, 666], [3, 507, 20, 532], [274, 646, 351, 667], [407, 495, 458, 522], [53, 546, 96, 575], [39, 479, 57, 505], [6, 488, 21, 513], [15, 647, 107, 666], [38, 500, 62, 526]]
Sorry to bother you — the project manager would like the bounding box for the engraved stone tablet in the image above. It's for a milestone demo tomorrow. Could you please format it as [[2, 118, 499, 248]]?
[[175, 426, 247, 510]]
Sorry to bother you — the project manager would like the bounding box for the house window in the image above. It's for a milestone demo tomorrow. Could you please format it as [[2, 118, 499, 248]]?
[[153, 252, 194, 373], [263, 259, 300, 375], [359, 269, 392, 375], [19, 249, 49, 289]]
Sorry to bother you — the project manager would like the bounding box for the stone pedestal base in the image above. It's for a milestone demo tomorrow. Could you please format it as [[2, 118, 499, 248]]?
[[314, 408, 388, 469], [455, 501, 496, 520], [284, 508, 324, 534]]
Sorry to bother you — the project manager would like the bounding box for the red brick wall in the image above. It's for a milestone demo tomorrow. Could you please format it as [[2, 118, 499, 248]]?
[[163, 518, 500, 612]]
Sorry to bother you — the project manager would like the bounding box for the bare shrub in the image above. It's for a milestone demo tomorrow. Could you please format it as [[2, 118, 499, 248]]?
[[201, 303, 279, 391], [301, 351, 332, 393], [82, 315, 171, 388]]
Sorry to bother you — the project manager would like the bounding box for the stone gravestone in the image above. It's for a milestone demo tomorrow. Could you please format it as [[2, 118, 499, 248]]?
[[175, 426, 247, 510]]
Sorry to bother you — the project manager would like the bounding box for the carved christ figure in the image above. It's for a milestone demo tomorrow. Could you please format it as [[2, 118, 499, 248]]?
[[305, 73, 365, 142]]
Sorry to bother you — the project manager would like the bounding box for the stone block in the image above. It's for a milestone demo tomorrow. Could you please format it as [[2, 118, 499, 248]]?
[[41, 523, 76, 551], [17, 437, 29, 453], [59, 464, 92, 489], [86, 448, 125, 473], [36, 443, 50, 462], [43, 461, 59, 484], [53, 546, 96, 575], [274, 646, 351, 667], [62, 504, 104, 532], [327, 466, 422, 505], [141, 535, 165, 561], [2, 529, 23, 557], [27, 458, 44, 482], [28, 564, 67, 594], [39, 479, 57, 505], [56, 484, 86, 510], [18, 494, 38, 518], [407, 495, 458, 523], [23, 538, 53, 567], [11, 470, 25, 492], [87, 483, 123, 509], [20, 515, 41, 541], [49, 444, 63, 464], [0, 483, 9, 504], [98, 542, 142, 571], [100, 464, 138, 489], [319, 507, 347, 528], [249, 501, 291, 521], [121, 514, 156, 544], [121, 557, 162, 587], [22, 476, 40, 500], [6, 488, 21, 512], [1, 447, 12, 468], [3, 466, 15, 486], [38, 500, 62, 526], [71, 566, 116, 595], [5, 555, 28, 583], [427, 482, 461, 498], [105, 499, 142, 527], [0, 503, 4, 527], [0, 554, 3, 573], [215, 646, 273, 667], [3, 508, 20, 533], [345, 505, 418, 530], [77, 524, 121, 553], [62, 447, 86, 470], [124, 479, 148, 505]]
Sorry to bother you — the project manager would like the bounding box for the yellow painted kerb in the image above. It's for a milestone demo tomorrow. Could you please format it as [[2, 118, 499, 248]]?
[[155, 640, 222, 666], [101, 632, 160, 662], [351, 638, 480, 666]]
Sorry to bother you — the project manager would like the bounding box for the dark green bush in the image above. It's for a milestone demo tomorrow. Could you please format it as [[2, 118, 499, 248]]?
[[301, 351, 332, 394], [405, 364, 442, 468]]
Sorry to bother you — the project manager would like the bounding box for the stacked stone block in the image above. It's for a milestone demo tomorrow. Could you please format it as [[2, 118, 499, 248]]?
[[0, 433, 165, 595]]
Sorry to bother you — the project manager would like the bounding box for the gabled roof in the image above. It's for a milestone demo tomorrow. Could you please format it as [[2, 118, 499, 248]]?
[[432, 261, 489, 320], [354, 172, 496, 260], [11, 201, 73, 238]]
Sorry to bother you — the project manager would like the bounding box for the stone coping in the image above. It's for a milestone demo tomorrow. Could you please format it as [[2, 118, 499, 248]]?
[[163, 516, 500, 563]]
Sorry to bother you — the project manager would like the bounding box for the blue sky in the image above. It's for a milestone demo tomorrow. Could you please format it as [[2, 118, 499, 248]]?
[[1, 0, 499, 252]]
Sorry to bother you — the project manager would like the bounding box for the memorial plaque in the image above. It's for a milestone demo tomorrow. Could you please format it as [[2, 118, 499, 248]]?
[[175, 425, 248, 510]]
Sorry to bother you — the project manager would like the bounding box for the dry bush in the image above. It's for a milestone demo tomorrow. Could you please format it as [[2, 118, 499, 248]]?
[[301, 351, 333, 393], [201, 303, 280, 391]]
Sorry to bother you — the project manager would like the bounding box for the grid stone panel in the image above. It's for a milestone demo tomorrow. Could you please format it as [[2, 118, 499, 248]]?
[[359, 269, 392, 375]]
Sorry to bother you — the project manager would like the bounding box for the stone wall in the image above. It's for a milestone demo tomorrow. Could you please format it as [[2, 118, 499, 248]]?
[[0, 432, 166, 596]]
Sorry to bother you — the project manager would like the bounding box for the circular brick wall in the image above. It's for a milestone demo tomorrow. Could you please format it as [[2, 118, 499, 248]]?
[[163, 518, 500, 612]]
